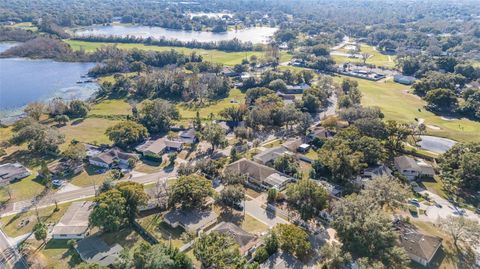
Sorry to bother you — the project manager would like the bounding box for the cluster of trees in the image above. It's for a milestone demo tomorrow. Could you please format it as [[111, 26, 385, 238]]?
[[329, 177, 410, 268], [285, 179, 328, 220], [0, 26, 35, 42], [115, 242, 192, 269], [89, 181, 148, 231], [10, 117, 65, 155], [439, 142, 480, 195], [74, 35, 257, 52]]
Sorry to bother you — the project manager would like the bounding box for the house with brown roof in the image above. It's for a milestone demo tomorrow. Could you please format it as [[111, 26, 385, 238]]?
[[135, 137, 183, 158], [211, 222, 258, 256], [52, 201, 94, 239], [399, 230, 442, 266]]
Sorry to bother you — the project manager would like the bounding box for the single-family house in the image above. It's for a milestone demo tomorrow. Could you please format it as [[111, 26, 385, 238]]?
[[283, 83, 310, 94], [362, 164, 393, 179], [164, 209, 218, 235], [76, 236, 123, 267], [211, 222, 258, 256], [399, 230, 442, 267], [394, 156, 435, 180], [0, 163, 31, 185], [47, 160, 84, 179], [52, 201, 94, 239], [253, 146, 289, 165], [135, 138, 183, 158], [224, 158, 292, 189], [222, 67, 239, 77], [179, 128, 198, 144], [89, 148, 137, 169], [394, 75, 417, 85], [261, 252, 305, 269], [307, 126, 331, 142]]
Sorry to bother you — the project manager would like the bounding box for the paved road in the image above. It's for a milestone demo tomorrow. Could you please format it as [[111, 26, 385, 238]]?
[[244, 194, 288, 228], [0, 230, 28, 269], [0, 168, 177, 217], [413, 188, 480, 223]]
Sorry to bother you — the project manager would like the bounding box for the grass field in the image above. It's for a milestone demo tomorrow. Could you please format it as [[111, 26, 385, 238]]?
[[66, 40, 292, 66], [11, 22, 38, 32], [59, 118, 121, 146], [0, 173, 45, 203], [333, 76, 480, 142], [38, 239, 83, 269], [88, 99, 132, 117], [176, 88, 245, 119], [332, 44, 396, 68]]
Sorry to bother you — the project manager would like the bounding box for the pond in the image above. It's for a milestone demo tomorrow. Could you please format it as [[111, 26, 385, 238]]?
[[0, 43, 98, 122], [72, 24, 277, 44], [417, 135, 456, 154]]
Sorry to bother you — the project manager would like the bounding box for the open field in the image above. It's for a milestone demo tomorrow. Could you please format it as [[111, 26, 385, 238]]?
[[88, 99, 132, 117], [0, 173, 45, 203], [176, 88, 245, 120], [10, 22, 38, 32], [59, 117, 121, 146], [332, 44, 396, 68], [66, 40, 292, 66], [332, 76, 480, 142]]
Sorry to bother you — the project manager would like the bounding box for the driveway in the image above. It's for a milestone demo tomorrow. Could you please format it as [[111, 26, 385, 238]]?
[[244, 194, 289, 228], [413, 187, 480, 223]]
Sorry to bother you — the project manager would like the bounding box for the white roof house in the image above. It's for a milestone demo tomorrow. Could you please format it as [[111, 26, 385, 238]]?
[[52, 201, 94, 239], [0, 163, 31, 185], [263, 173, 292, 190]]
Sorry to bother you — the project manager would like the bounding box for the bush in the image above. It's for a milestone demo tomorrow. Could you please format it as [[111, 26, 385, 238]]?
[[408, 205, 418, 216], [67, 239, 76, 249], [254, 246, 270, 263], [267, 188, 278, 203]]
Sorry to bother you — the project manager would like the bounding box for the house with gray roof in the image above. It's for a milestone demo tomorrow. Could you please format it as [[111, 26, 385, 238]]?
[[136, 137, 183, 158], [253, 146, 289, 165], [52, 201, 94, 239], [179, 128, 198, 144], [164, 209, 218, 235], [0, 163, 31, 186], [394, 156, 434, 180], [261, 252, 305, 269], [399, 230, 442, 267], [224, 158, 292, 190], [211, 222, 258, 256], [76, 236, 123, 267], [88, 148, 137, 169]]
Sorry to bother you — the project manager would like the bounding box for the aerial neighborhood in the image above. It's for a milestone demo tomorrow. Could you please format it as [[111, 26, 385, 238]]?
[[0, 0, 479, 269]]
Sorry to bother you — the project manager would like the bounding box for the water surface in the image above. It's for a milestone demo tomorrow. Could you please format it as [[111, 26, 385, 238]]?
[[73, 25, 277, 44], [0, 44, 97, 121]]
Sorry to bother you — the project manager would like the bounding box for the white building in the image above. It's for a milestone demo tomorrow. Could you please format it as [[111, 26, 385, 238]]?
[[52, 201, 94, 239]]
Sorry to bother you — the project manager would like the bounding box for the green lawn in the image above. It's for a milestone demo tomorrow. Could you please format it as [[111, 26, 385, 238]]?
[[0, 174, 45, 203], [241, 213, 269, 234], [88, 99, 132, 117], [59, 118, 121, 146], [176, 88, 245, 119], [68, 165, 109, 187], [333, 76, 480, 142], [37, 239, 83, 269], [332, 44, 396, 68], [66, 40, 292, 66], [137, 213, 186, 248], [1, 203, 71, 237]]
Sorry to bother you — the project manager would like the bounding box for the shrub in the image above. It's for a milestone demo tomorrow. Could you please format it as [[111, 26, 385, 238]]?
[[254, 246, 270, 263]]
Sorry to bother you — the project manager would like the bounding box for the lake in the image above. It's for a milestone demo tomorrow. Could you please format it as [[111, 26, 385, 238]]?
[[0, 43, 97, 122], [72, 25, 277, 44]]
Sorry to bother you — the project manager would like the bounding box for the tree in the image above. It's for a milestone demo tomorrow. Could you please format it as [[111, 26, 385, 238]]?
[[439, 216, 480, 250], [217, 185, 245, 209], [268, 79, 288, 92], [273, 155, 299, 177], [275, 224, 311, 259], [362, 177, 408, 209], [245, 87, 274, 106], [318, 139, 366, 183], [424, 88, 458, 112], [54, 114, 70, 126], [221, 171, 247, 186], [62, 142, 86, 163], [361, 53, 371, 64], [106, 121, 149, 148], [68, 100, 89, 118], [439, 142, 480, 193], [116, 181, 148, 222], [193, 232, 246, 268], [169, 175, 214, 209], [89, 189, 127, 232], [201, 123, 227, 151], [286, 179, 328, 220], [137, 99, 180, 133], [331, 193, 409, 268], [121, 242, 192, 269], [24, 102, 45, 120], [319, 242, 352, 269], [11, 122, 65, 154], [33, 221, 47, 243], [384, 120, 411, 156], [267, 188, 278, 203], [219, 105, 247, 122], [264, 230, 279, 255]]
